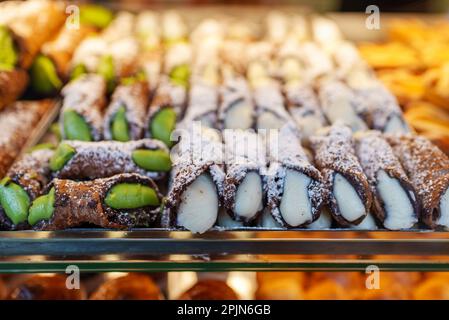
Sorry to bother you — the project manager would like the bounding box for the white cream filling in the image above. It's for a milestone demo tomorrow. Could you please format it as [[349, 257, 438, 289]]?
[[306, 208, 333, 229], [177, 174, 218, 234], [217, 209, 244, 229], [333, 173, 366, 222], [258, 208, 282, 229], [376, 170, 416, 230], [279, 169, 313, 227], [383, 114, 409, 134], [350, 213, 378, 230], [224, 101, 253, 130], [234, 172, 263, 220], [257, 112, 284, 130], [438, 187, 449, 228], [324, 97, 367, 132]]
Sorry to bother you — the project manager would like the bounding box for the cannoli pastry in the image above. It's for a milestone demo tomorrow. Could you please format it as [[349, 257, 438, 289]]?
[[101, 11, 136, 42], [0, 148, 53, 230], [285, 81, 327, 144], [136, 11, 161, 51], [164, 126, 225, 233], [30, 25, 95, 95], [71, 36, 140, 91], [164, 42, 192, 88], [266, 124, 326, 227], [178, 280, 238, 300], [49, 139, 171, 181], [162, 11, 188, 44], [0, 99, 53, 178], [311, 16, 343, 53], [60, 74, 107, 141], [28, 173, 163, 230], [354, 83, 410, 134], [9, 275, 86, 300], [306, 207, 333, 229], [298, 42, 334, 80], [387, 134, 449, 229], [310, 125, 372, 226], [349, 212, 378, 230], [318, 79, 368, 132], [253, 82, 292, 130], [223, 130, 266, 223], [265, 11, 290, 44], [218, 76, 255, 130], [0, 0, 65, 69], [103, 80, 150, 141], [0, 68, 28, 110], [181, 82, 219, 129], [90, 274, 163, 300], [145, 82, 181, 147], [354, 131, 419, 230]]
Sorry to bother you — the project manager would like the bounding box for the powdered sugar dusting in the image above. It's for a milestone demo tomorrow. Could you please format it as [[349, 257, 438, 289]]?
[[56, 139, 168, 180]]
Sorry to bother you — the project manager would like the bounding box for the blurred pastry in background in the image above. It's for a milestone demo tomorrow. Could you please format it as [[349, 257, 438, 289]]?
[[9, 274, 86, 300], [256, 272, 305, 300], [90, 273, 163, 300], [178, 280, 238, 300]]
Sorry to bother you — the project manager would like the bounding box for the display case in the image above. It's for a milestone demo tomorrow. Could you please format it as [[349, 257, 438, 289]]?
[[3, 1, 449, 301]]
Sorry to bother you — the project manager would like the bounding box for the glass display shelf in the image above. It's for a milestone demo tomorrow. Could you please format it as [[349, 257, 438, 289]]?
[[1, 230, 449, 273]]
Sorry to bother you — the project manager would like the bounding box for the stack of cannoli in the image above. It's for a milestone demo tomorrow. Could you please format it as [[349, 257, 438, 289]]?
[[223, 130, 266, 223], [387, 134, 449, 229], [310, 125, 372, 226], [354, 131, 419, 230], [164, 126, 225, 233], [0, 100, 53, 178], [266, 124, 326, 227], [59, 74, 107, 141]]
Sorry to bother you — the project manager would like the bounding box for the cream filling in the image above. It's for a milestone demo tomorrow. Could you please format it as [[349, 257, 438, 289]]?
[[177, 174, 218, 234], [224, 101, 253, 130], [350, 213, 378, 230], [333, 173, 366, 222], [307, 208, 333, 229], [438, 187, 449, 228], [258, 208, 282, 229], [383, 114, 409, 134], [234, 172, 263, 220], [324, 97, 367, 132], [279, 169, 313, 227], [257, 111, 284, 130], [376, 170, 416, 230], [217, 209, 243, 229]]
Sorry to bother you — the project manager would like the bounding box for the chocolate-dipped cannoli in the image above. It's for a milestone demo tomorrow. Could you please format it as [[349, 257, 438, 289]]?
[[310, 125, 372, 226], [0, 99, 53, 178], [164, 126, 224, 233], [181, 82, 219, 129], [253, 82, 292, 130], [0, 0, 65, 69], [50, 139, 170, 181], [103, 81, 149, 141], [318, 79, 368, 132], [266, 124, 326, 227], [29, 25, 95, 95], [306, 207, 333, 229], [218, 76, 255, 130], [0, 148, 53, 230], [60, 74, 107, 141], [28, 173, 162, 230], [223, 130, 266, 223], [0, 68, 28, 110], [349, 213, 379, 230], [354, 131, 419, 230], [145, 79, 183, 147], [387, 134, 449, 229]]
